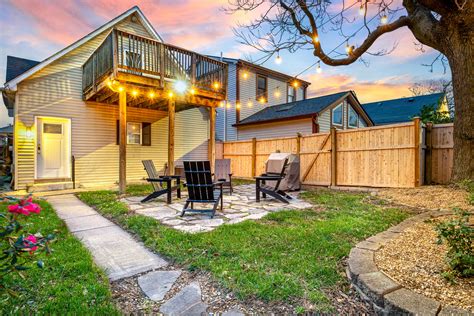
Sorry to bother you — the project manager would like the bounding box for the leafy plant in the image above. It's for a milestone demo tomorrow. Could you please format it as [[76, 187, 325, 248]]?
[[413, 104, 453, 124], [436, 211, 474, 277], [1, 196, 55, 297]]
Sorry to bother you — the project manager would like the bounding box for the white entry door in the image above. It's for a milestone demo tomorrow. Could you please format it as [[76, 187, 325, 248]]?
[[37, 117, 71, 179]]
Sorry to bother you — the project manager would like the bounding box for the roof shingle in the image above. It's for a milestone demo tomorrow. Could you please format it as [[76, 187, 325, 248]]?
[[236, 91, 350, 126], [5, 56, 40, 83], [362, 93, 444, 125]]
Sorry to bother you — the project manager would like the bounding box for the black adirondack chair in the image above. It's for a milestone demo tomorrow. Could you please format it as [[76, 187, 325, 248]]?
[[255, 158, 293, 204], [214, 159, 233, 195], [181, 161, 223, 218], [142, 160, 181, 204]]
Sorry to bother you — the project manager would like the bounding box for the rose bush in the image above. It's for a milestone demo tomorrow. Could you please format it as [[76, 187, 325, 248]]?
[[1, 195, 54, 296]]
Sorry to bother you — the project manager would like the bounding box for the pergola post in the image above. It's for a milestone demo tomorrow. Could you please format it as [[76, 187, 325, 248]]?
[[119, 90, 127, 194], [209, 107, 216, 172], [168, 98, 175, 175]]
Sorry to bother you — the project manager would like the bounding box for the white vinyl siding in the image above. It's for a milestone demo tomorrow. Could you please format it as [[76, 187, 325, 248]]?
[[318, 109, 331, 132], [14, 15, 209, 190], [237, 118, 312, 140], [239, 70, 291, 121]]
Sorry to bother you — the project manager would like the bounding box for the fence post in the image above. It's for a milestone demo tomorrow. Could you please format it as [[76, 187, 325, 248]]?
[[330, 127, 337, 187], [251, 137, 257, 178], [413, 117, 421, 187], [296, 133, 302, 156], [425, 122, 433, 185]]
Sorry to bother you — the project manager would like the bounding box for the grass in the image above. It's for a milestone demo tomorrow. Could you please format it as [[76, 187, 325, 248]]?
[[0, 200, 118, 315], [78, 187, 408, 311]]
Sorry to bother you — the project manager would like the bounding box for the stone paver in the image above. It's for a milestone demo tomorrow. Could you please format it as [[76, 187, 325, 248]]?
[[357, 272, 401, 306], [222, 307, 245, 316], [123, 184, 313, 233], [347, 247, 377, 279], [384, 288, 441, 315], [159, 282, 207, 315], [138, 270, 181, 301], [48, 194, 168, 281]]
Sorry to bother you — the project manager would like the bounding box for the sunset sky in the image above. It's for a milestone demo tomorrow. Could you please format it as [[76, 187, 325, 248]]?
[[0, 0, 451, 126]]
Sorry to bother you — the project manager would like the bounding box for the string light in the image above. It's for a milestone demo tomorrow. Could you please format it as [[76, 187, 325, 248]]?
[[275, 51, 282, 65], [213, 82, 221, 89], [118, 86, 124, 92], [358, 4, 365, 15], [380, 14, 388, 24], [316, 61, 322, 74], [168, 91, 174, 98], [247, 99, 253, 108], [236, 102, 241, 109], [259, 96, 266, 104], [313, 35, 319, 43], [226, 102, 231, 109], [292, 80, 299, 88], [242, 71, 249, 79], [274, 88, 281, 98], [190, 87, 196, 95], [345, 41, 352, 54], [148, 91, 155, 98], [131, 89, 138, 97]]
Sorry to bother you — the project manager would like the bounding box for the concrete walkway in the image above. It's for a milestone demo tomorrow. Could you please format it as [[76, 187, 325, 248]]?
[[48, 194, 168, 281], [48, 194, 244, 315]]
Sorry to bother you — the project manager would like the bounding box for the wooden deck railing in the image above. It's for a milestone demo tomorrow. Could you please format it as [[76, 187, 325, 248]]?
[[83, 29, 228, 97]]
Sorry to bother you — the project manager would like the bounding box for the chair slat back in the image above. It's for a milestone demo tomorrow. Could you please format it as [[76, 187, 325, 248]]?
[[184, 161, 215, 201], [142, 160, 161, 191], [214, 159, 231, 181], [271, 158, 289, 192]]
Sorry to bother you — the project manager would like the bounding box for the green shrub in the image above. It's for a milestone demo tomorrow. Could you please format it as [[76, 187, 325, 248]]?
[[436, 211, 474, 277]]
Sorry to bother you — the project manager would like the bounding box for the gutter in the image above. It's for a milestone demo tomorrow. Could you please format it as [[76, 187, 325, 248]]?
[[233, 112, 318, 127]]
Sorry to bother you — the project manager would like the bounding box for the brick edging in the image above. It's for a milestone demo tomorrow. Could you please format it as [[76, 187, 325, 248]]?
[[346, 210, 471, 315]]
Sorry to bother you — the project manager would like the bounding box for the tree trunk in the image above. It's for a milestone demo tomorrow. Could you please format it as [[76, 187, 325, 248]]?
[[447, 23, 474, 181]]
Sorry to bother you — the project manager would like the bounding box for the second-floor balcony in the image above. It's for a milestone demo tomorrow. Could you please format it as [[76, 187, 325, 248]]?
[[82, 29, 228, 107]]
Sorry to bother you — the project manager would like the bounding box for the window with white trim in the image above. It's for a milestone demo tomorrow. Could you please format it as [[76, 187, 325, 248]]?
[[127, 122, 142, 145], [288, 85, 296, 102], [332, 104, 343, 125], [348, 106, 358, 128]]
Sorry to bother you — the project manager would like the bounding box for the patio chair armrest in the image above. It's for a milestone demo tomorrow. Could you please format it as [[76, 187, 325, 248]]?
[[146, 178, 171, 183], [255, 175, 283, 181]]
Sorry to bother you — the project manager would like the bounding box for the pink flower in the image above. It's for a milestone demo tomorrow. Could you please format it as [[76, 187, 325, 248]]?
[[23, 235, 38, 253], [7, 197, 41, 216]]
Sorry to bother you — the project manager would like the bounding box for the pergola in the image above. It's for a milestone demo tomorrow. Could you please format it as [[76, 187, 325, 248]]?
[[82, 29, 228, 193]]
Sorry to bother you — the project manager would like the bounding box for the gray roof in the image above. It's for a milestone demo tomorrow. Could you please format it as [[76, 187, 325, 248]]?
[[236, 91, 350, 126], [6, 56, 40, 82], [362, 93, 444, 125]]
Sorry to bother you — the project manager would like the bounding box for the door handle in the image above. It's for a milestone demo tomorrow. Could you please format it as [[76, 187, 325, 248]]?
[[37, 144, 41, 154]]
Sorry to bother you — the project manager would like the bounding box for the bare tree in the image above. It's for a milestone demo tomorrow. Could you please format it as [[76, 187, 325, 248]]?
[[410, 79, 454, 113], [227, 0, 473, 181]]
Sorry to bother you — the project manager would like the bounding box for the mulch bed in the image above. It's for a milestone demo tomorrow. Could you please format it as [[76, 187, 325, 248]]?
[[375, 217, 474, 312], [110, 262, 373, 314], [377, 185, 472, 211]]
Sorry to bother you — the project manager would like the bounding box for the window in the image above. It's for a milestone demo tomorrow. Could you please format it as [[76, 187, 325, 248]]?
[[332, 104, 343, 125], [116, 122, 151, 146], [348, 107, 358, 128], [256, 75, 267, 101], [288, 85, 296, 102], [127, 122, 142, 145], [43, 123, 62, 134]]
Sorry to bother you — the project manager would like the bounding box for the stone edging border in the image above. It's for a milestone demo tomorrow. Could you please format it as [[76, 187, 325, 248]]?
[[346, 210, 472, 316]]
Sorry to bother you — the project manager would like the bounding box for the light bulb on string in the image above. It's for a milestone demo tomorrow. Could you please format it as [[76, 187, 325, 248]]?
[[380, 14, 388, 24], [275, 51, 282, 65], [236, 102, 241, 109], [359, 4, 365, 15], [148, 91, 155, 99], [316, 61, 322, 74], [226, 102, 231, 109], [274, 88, 281, 98], [345, 41, 353, 54], [313, 35, 319, 43], [242, 71, 249, 80]]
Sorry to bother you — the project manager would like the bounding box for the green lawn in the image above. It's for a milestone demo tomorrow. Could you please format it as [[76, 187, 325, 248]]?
[[0, 200, 118, 314], [78, 188, 408, 312]]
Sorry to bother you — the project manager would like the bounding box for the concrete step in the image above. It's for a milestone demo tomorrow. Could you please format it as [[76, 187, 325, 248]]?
[[28, 181, 74, 193]]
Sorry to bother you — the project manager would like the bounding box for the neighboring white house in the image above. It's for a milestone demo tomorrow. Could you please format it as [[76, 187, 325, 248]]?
[[231, 90, 373, 140], [210, 57, 311, 141]]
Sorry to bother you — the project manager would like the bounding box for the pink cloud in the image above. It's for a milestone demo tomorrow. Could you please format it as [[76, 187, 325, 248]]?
[[304, 73, 413, 103]]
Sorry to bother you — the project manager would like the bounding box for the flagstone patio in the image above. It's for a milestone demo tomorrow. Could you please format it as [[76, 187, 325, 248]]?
[[120, 184, 313, 233]]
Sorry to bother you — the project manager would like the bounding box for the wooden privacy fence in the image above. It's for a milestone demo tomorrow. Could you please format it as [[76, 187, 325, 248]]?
[[220, 119, 454, 188], [425, 123, 454, 184]]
